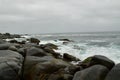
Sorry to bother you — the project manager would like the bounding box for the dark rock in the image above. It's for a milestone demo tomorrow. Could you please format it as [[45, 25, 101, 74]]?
[[63, 41, 69, 45], [59, 39, 73, 42], [44, 43, 58, 50], [24, 56, 72, 80], [63, 53, 80, 62], [9, 40, 18, 43], [80, 55, 115, 70], [27, 47, 51, 57], [0, 43, 11, 50], [0, 50, 23, 80], [21, 40, 26, 44], [29, 38, 40, 45], [0, 33, 21, 39], [43, 46, 61, 58], [16, 40, 26, 44], [4, 33, 11, 36], [105, 63, 120, 80], [73, 65, 109, 80]]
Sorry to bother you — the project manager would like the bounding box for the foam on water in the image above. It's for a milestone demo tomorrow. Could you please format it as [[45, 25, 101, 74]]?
[[40, 40, 120, 63], [23, 32, 120, 63]]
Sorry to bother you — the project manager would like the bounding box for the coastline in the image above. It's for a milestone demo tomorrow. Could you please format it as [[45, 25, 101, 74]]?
[[0, 33, 119, 80]]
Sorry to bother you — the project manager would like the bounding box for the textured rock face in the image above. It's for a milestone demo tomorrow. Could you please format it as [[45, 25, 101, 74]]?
[[0, 50, 23, 80], [73, 65, 109, 80], [24, 56, 72, 80], [105, 63, 120, 80]]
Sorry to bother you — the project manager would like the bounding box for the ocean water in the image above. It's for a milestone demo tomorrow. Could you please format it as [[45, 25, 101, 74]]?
[[24, 32, 120, 63]]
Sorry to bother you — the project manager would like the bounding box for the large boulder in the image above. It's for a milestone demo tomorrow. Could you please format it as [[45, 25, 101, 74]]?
[[80, 55, 115, 70], [44, 43, 58, 50], [73, 65, 109, 80], [29, 38, 40, 45], [105, 63, 120, 80], [24, 56, 72, 80], [0, 43, 21, 50], [0, 50, 23, 80], [0, 43, 11, 50], [27, 47, 51, 57]]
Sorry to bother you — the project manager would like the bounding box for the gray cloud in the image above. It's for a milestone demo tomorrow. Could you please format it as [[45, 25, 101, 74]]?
[[0, 0, 120, 34]]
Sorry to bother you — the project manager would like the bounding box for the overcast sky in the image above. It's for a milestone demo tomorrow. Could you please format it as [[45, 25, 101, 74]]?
[[0, 0, 120, 34]]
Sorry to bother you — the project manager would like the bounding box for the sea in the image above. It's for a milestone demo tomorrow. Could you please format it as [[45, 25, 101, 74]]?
[[22, 32, 120, 63]]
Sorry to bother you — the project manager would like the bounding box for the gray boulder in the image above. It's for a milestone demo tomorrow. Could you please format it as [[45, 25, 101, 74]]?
[[0, 50, 23, 80], [105, 63, 120, 80], [29, 38, 40, 45], [27, 47, 51, 57], [0, 43, 21, 50], [44, 43, 58, 50], [0, 43, 10, 50], [24, 56, 72, 80], [73, 65, 109, 80], [81, 55, 115, 70]]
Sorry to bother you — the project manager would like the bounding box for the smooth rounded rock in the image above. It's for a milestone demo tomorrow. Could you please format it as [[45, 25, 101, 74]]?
[[27, 47, 51, 57], [73, 65, 109, 80], [105, 63, 120, 80], [0, 50, 23, 80], [81, 55, 115, 70]]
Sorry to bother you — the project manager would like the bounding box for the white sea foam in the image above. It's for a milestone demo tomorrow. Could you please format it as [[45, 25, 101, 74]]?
[[45, 40, 120, 63], [23, 32, 120, 63]]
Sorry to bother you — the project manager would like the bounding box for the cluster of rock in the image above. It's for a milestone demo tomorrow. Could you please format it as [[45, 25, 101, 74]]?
[[0, 34, 119, 80], [0, 33, 21, 39]]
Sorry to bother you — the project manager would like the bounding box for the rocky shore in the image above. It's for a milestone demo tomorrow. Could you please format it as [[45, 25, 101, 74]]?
[[0, 33, 119, 80]]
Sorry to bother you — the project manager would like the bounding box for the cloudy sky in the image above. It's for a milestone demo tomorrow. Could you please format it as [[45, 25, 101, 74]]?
[[0, 0, 120, 34]]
